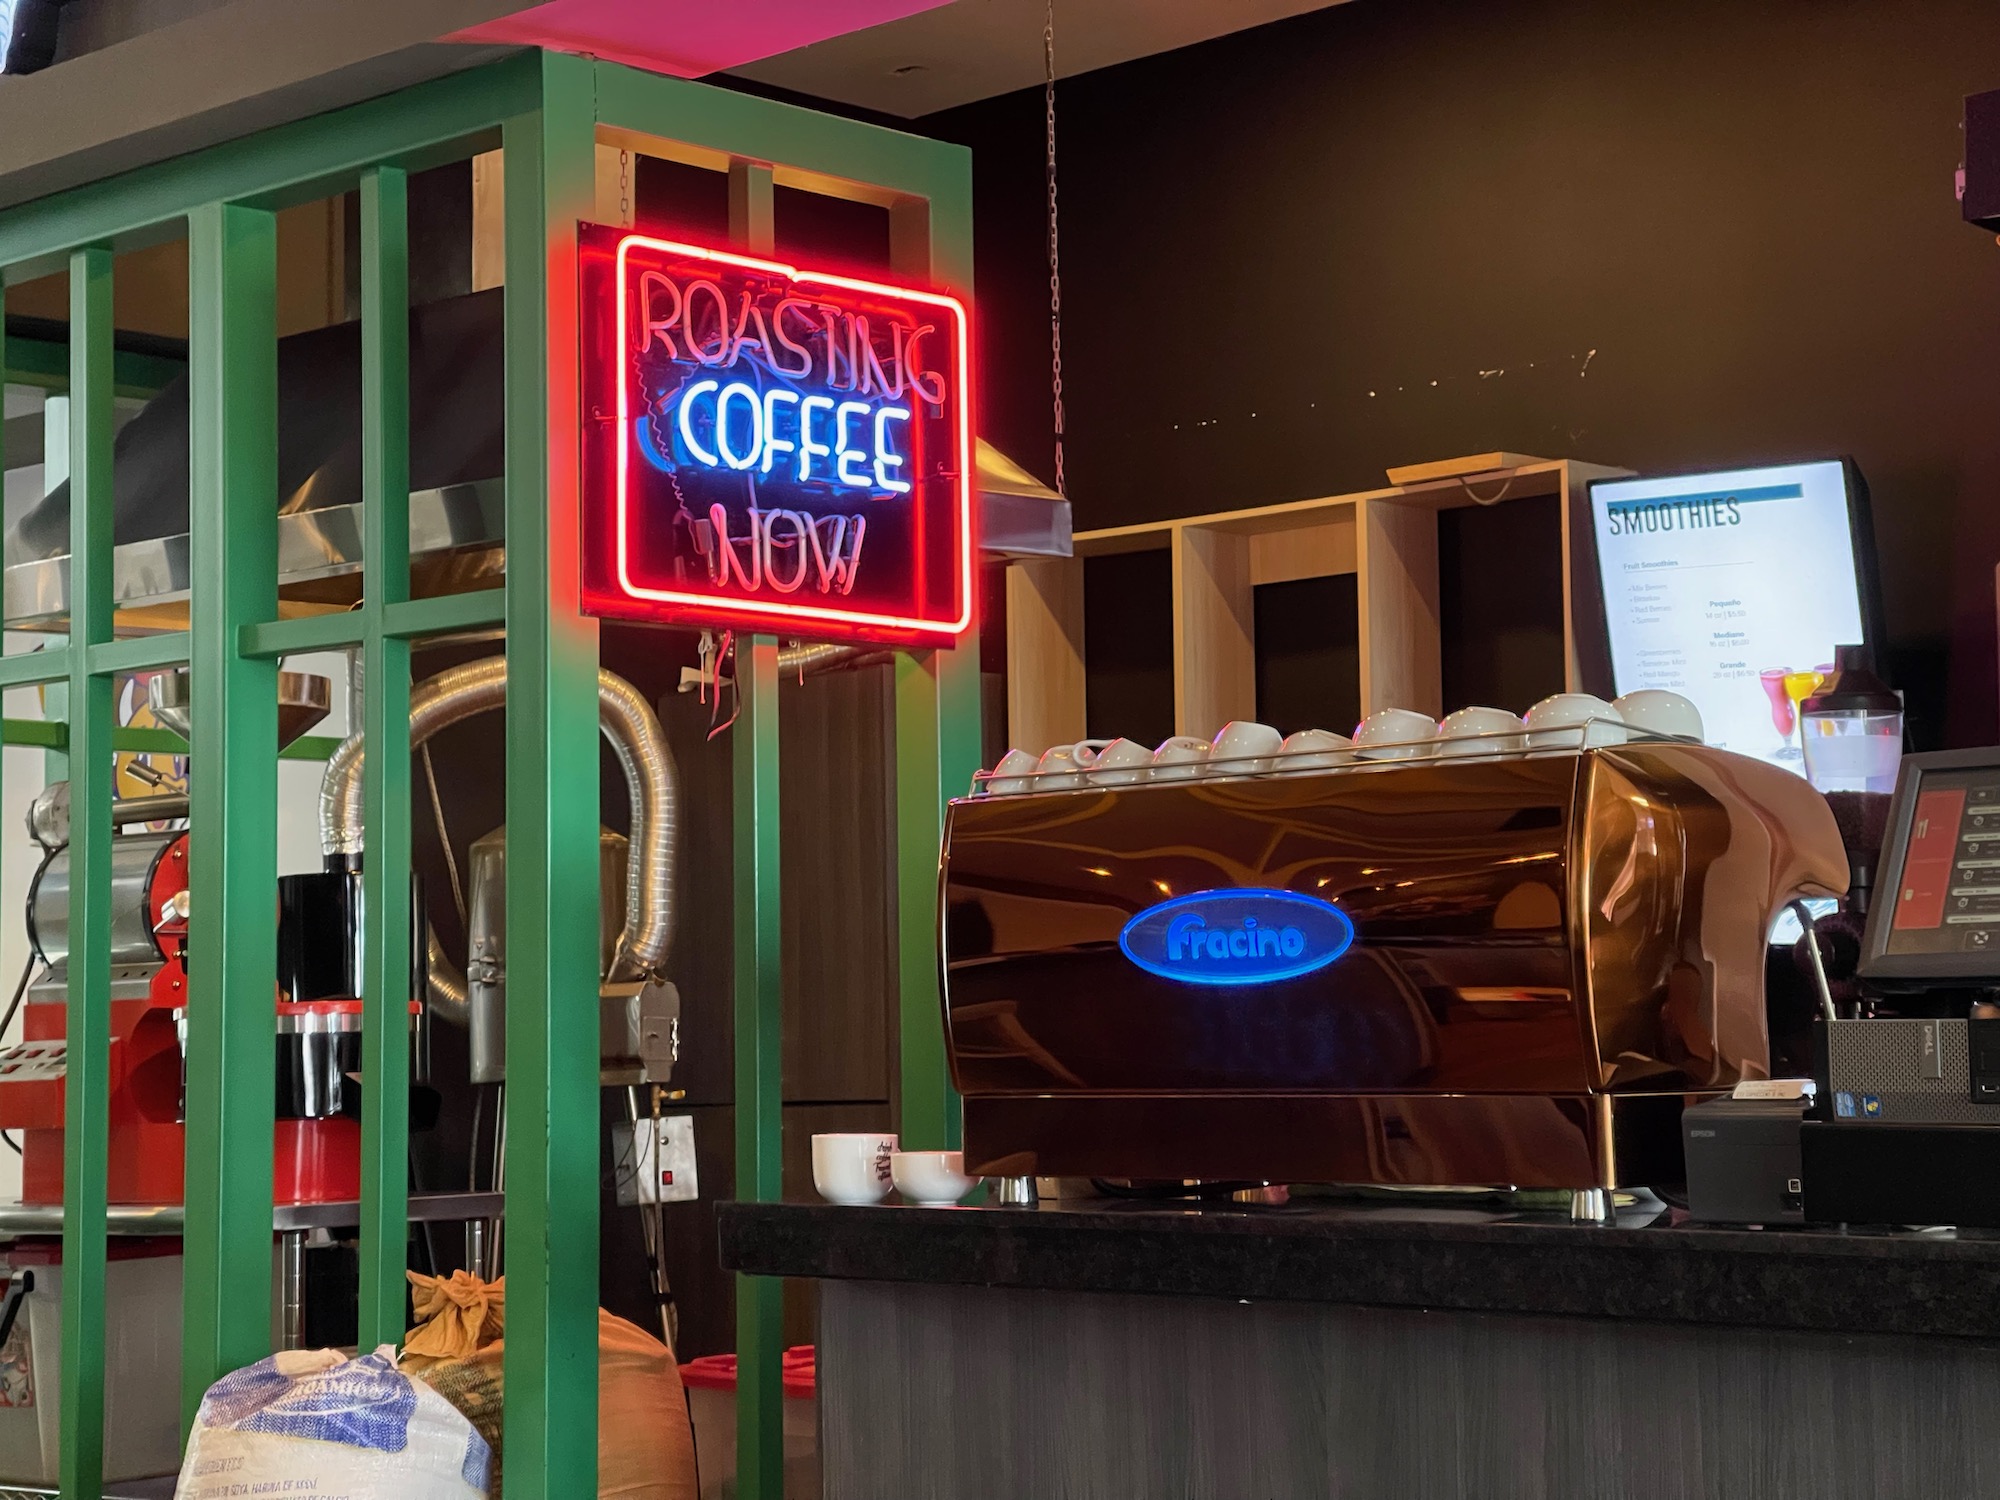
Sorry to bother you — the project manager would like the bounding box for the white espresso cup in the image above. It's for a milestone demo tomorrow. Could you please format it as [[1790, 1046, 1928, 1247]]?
[[1151, 735, 1212, 781], [1525, 693, 1627, 749], [984, 747, 1039, 795], [1354, 708, 1438, 760], [1034, 742, 1090, 791], [1210, 720, 1285, 775], [1437, 706, 1526, 758], [1084, 737, 1155, 786], [812, 1132, 898, 1206], [1612, 690, 1704, 743], [1279, 728, 1353, 769], [891, 1149, 978, 1206]]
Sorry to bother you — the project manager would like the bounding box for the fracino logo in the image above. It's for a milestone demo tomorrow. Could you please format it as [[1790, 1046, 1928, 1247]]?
[[1118, 888, 1355, 987]]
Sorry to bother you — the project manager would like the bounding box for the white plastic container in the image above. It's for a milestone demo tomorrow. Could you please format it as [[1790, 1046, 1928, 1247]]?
[[681, 1345, 819, 1499], [0, 1244, 183, 1484]]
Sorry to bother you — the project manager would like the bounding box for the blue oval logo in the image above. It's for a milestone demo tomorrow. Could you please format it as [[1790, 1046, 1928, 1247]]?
[[1118, 888, 1355, 987]]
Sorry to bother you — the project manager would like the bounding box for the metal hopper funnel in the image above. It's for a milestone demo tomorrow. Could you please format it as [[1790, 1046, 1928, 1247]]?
[[149, 667, 332, 750]]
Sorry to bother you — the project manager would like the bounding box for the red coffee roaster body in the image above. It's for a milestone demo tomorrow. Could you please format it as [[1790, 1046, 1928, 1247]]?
[[0, 670, 421, 1207]]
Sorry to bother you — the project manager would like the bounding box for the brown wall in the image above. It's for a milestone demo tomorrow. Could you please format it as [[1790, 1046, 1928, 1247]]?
[[926, 0, 2000, 748]]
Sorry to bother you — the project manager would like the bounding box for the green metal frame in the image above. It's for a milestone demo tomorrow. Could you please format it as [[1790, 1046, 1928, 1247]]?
[[0, 49, 975, 1500]]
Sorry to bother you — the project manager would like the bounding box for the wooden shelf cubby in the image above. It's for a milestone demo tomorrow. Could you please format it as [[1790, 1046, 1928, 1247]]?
[[1004, 456, 1632, 754]]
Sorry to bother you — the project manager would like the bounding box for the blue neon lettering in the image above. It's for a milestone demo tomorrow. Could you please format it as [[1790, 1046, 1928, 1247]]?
[[874, 407, 911, 493], [797, 395, 835, 482], [714, 382, 762, 470], [1119, 889, 1354, 987], [835, 400, 872, 487], [761, 389, 800, 476], [677, 379, 720, 466], [670, 382, 911, 494]]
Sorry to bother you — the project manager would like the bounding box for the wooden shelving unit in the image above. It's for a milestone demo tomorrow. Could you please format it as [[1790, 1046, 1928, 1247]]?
[[1005, 456, 1632, 754]]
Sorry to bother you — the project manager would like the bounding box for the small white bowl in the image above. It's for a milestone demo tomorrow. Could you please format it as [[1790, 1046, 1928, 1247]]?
[[1210, 720, 1285, 775], [1084, 737, 1155, 786], [984, 748, 1039, 795], [1437, 706, 1525, 758], [1524, 693, 1626, 749], [1279, 728, 1353, 769], [1612, 690, 1704, 743], [1354, 708, 1438, 761], [1151, 736, 1211, 781], [891, 1149, 977, 1206]]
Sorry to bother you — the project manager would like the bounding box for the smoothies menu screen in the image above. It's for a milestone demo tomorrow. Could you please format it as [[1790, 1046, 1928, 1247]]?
[[1590, 461, 1868, 775], [1886, 770, 2000, 956]]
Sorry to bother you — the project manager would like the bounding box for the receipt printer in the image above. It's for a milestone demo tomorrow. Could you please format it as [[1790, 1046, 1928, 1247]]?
[[1683, 1085, 1810, 1225]]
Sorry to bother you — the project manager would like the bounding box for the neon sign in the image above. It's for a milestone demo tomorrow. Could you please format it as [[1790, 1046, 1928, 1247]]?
[[579, 226, 973, 645], [1118, 889, 1356, 986]]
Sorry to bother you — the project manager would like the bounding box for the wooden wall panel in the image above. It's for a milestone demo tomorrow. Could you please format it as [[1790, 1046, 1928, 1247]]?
[[1005, 556, 1087, 754], [1356, 498, 1441, 719], [779, 663, 896, 1104], [821, 1278, 2000, 1500], [1172, 525, 1255, 739], [1249, 512, 1357, 587]]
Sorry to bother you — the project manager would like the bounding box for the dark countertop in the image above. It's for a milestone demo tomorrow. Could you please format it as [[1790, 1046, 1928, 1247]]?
[[718, 1195, 2000, 1341]]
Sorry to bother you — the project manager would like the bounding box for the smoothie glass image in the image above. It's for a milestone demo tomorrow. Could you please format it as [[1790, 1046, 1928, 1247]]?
[[1759, 668, 1795, 756], [1781, 666, 1833, 761]]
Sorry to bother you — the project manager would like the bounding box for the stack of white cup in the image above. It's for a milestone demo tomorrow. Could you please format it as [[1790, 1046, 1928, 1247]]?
[[973, 690, 1701, 794]]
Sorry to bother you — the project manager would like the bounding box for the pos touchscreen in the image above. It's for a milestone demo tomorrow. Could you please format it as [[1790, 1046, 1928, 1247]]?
[[1859, 748, 2000, 989]]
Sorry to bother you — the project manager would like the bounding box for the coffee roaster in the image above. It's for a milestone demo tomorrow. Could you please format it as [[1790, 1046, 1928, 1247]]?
[[0, 669, 365, 1205], [940, 737, 1847, 1213]]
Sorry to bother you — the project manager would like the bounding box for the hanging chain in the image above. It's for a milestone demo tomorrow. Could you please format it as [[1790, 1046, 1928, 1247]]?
[[1044, 0, 1067, 500], [620, 147, 632, 226]]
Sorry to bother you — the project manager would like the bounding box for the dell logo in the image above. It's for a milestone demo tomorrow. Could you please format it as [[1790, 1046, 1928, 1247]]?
[[1119, 888, 1355, 987]]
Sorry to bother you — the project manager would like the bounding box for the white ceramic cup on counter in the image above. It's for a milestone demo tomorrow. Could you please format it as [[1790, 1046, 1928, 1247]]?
[[1611, 689, 1704, 743], [812, 1132, 898, 1206], [1525, 693, 1627, 749], [1210, 720, 1285, 775], [983, 747, 1040, 795], [1279, 728, 1353, 769], [1353, 708, 1438, 760], [891, 1149, 978, 1206], [1437, 706, 1526, 758], [1151, 735, 1212, 781], [1083, 737, 1155, 786]]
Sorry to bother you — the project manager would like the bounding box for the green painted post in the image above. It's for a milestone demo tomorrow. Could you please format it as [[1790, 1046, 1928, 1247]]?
[[500, 51, 603, 1500], [58, 244, 115, 1500], [356, 164, 414, 1350], [724, 157, 786, 1500], [888, 152, 979, 1155], [732, 633, 784, 1500], [890, 767, 981, 1152], [183, 201, 281, 1428]]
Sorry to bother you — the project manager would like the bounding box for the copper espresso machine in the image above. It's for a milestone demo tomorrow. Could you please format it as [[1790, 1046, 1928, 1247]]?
[[939, 735, 1847, 1214]]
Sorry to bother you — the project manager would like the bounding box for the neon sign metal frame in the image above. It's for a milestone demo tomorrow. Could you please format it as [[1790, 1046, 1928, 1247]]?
[[598, 231, 975, 644]]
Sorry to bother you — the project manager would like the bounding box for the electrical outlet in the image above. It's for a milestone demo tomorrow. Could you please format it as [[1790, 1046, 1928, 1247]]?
[[613, 1115, 699, 1206]]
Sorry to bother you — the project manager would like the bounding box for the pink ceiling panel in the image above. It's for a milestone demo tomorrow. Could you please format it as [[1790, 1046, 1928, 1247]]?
[[449, 0, 948, 79]]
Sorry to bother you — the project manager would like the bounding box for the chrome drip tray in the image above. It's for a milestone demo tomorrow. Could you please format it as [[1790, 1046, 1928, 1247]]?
[[2, 479, 504, 633]]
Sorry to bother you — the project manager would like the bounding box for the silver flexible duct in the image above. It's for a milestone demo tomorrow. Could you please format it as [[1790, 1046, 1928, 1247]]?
[[776, 642, 862, 676], [426, 927, 470, 1024], [773, 642, 896, 678], [319, 657, 679, 1019]]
